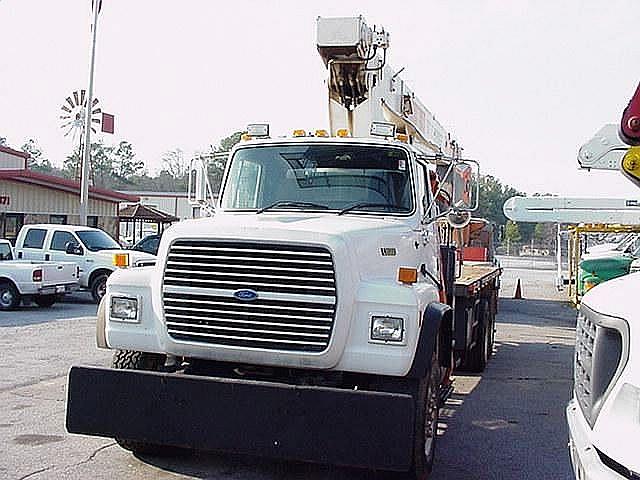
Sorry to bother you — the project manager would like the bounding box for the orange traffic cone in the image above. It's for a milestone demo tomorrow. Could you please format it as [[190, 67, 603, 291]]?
[[514, 279, 523, 299]]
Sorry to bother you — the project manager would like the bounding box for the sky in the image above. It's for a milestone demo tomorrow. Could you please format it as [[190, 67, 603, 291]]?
[[1, 0, 640, 197]]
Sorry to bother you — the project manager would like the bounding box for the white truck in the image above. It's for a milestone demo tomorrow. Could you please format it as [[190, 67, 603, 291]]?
[[566, 83, 640, 479], [0, 239, 78, 309], [14, 224, 156, 302], [66, 17, 499, 478]]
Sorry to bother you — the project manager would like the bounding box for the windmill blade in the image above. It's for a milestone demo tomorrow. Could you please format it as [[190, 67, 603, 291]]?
[[63, 124, 75, 137], [60, 119, 75, 129], [66, 97, 75, 109], [92, 98, 99, 107], [73, 91, 80, 106], [61, 105, 71, 113], [92, 107, 102, 115], [91, 117, 101, 124], [59, 114, 71, 120], [80, 89, 86, 106], [91, 126, 97, 133]]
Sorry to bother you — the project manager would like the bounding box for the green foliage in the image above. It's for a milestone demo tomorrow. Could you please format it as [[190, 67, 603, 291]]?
[[504, 220, 522, 243], [21, 139, 53, 173], [476, 175, 521, 227]]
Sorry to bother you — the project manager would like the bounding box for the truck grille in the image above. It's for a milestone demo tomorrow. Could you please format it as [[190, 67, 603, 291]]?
[[574, 306, 626, 427], [162, 240, 337, 352]]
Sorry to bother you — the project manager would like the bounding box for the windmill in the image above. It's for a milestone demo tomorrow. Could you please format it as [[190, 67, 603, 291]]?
[[60, 90, 101, 180]]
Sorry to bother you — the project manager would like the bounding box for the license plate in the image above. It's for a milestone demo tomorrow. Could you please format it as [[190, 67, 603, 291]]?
[[56, 285, 65, 293]]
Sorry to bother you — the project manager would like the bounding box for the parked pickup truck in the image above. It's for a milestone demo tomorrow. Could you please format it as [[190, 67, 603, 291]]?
[[15, 225, 156, 302], [0, 239, 78, 309]]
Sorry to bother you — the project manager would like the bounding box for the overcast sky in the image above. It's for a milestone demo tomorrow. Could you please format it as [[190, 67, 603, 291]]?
[[1, 0, 640, 197]]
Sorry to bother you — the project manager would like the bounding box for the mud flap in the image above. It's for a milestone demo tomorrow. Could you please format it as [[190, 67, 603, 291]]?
[[66, 366, 415, 471]]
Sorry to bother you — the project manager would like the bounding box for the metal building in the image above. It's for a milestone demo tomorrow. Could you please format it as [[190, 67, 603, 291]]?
[[0, 145, 138, 243]]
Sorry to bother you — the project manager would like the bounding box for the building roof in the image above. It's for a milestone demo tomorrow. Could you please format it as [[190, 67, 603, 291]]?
[[119, 203, 179, 223], [0, 169, 139, 203], [0, 145, 30, 160]]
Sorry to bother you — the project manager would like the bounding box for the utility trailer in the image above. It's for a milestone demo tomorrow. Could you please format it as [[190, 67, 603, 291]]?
[[66, 16, 499, 479]]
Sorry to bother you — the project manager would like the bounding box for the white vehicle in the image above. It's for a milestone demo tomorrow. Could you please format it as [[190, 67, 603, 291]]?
[[0, 239, 78, 309], [66, 17, 500, 478], [567, 85, 640, 479], [15, 224, 155, 302]]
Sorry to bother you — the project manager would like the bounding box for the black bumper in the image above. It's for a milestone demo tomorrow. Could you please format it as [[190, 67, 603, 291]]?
[[66, 366, 415, 471]]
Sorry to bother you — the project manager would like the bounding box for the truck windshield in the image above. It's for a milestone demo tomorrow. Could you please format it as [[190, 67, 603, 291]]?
[[76, 230, 120, 252], [221, 144, 413, 214]]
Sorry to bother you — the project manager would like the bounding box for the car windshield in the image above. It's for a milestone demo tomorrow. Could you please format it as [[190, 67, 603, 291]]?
[[76, 230, 121, 252], [220, 144, 413, 214]]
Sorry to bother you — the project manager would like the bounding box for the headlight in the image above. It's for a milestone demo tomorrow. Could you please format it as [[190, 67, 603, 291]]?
[[110, 296, 138, 323], [370, 315, 404, 342]]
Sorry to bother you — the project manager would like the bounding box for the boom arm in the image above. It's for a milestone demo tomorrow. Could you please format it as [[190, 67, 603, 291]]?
[[316, 16, 457, 156]]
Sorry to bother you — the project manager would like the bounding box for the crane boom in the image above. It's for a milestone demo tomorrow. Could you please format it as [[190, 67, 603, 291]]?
[[577, 124, 629, 171], [316, 16, 458, 156]]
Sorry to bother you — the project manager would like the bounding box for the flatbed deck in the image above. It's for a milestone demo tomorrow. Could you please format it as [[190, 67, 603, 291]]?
[[454, 262, 502, 296]]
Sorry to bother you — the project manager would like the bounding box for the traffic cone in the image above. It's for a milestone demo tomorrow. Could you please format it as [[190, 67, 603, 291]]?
[[514, 279, 523, 299]]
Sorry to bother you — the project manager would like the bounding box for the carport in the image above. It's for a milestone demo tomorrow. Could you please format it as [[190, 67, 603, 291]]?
[[118, 203, 178, 245]]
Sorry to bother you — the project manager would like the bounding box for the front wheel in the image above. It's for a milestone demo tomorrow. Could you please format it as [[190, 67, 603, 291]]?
[[35, 294, 56, 308], [111, 350, 178, 456], [0, 281, 21, 310], [408, 350, 440, 479]]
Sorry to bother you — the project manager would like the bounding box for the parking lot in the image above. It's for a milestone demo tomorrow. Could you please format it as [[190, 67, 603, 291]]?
[[0, 262, 577, 480]]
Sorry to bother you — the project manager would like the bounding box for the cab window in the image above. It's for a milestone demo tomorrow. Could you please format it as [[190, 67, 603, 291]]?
[[51, 231, 77, 251], [23, 228, 47, 249], [0, 243, 13, 260]]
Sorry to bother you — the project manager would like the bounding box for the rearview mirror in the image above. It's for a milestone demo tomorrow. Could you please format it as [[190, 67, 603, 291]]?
[[65, 242, 83, 255], [446, 210, 472, 229]]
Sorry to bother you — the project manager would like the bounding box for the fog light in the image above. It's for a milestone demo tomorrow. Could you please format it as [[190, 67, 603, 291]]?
[[110, 296, 138, 323], [371, 316, 404, 342]]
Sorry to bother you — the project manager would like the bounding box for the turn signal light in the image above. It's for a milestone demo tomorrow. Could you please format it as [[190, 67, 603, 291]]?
[[396, 133, 409, 143], [293, 129, 306, 137], [336, 129, 350, 138], [398, 267, 418, 284], [241, 133, 252, 141], [113, 253, 130, 268], [315, 129, 329, 137]]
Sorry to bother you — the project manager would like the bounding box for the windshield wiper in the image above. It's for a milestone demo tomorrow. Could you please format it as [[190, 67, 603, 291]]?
[[256, 201, 330, 214], [338, 203, 406, 215]]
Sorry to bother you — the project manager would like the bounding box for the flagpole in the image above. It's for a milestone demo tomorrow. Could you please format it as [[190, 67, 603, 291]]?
[[80, 0, 100, 226]]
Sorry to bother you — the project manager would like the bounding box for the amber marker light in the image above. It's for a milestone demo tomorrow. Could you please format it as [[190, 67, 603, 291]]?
[[113, 253, 130, 268], [336, 129, 350, 138], [398, 267, 418, 284]]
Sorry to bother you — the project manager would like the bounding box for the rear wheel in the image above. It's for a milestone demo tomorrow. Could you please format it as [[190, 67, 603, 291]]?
[[90, 273, 109, 303], [35, 294, 56, 308], [0, 281, 20, 310], [111, 350, 178, 456], [464, 299, 490, 373]]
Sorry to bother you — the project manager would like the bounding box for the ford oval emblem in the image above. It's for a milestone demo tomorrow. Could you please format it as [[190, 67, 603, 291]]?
[[233, 289, 258, 301]]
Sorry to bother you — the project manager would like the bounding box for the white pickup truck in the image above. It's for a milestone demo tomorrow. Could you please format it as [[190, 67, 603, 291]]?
[[15, 225, 156, 302], [0, 239, 78, 309]]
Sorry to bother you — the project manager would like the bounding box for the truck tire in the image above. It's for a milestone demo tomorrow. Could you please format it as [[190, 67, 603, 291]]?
[[35, 294, 56, 308], [111, 350, 178, 456], [407, 349, 440, 479], [464, 300, 490, 373], [0, 281, 21, 310], [90, 273, 109, 303]]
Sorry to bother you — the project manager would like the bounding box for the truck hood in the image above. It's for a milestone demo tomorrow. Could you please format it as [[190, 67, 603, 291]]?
[[160, 212, 425, 282]]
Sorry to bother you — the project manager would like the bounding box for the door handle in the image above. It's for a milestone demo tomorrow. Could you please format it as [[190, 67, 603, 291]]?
[[45, 254, 50, 261]]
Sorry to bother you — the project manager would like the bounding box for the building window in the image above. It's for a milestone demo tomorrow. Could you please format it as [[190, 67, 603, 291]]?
[[88, 216, 99, 228], [50, 214, 67, 224], [3, 213, 24, 244], [23, 228, 47, 249]]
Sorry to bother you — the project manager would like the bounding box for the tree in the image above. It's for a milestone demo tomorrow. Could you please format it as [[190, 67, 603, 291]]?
[[112, 141, 144, 183], [476, 175, 522, 227], [504, 220, 521, 255], [62, 141, 116, 187], [21, 139, 53, 173], [206, 130, 244, 192]]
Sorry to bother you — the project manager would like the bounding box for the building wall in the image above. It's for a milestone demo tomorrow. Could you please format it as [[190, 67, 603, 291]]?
[[0, 180, 116, 216]]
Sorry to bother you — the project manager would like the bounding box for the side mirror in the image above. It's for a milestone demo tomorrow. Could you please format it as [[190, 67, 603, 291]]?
[[65, 242, 83, 255], [451, 160, 479, 212], [446, 210, 472, 229]]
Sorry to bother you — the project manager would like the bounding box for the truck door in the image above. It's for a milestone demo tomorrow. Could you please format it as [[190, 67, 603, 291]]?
[[48, 229, 85, 274], [16, 227, 48, 261]]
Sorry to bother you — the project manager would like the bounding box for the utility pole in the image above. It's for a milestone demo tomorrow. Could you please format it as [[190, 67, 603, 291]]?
[[79, 0, 101, 225]]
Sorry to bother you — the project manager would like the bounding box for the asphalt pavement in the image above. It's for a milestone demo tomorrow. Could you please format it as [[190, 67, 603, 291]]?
[[0, 260, 577, 480]]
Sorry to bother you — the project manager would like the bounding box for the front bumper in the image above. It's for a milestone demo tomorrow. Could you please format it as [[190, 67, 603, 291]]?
[[566, 399, 625, 480], [66, 366, 415, 471]]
